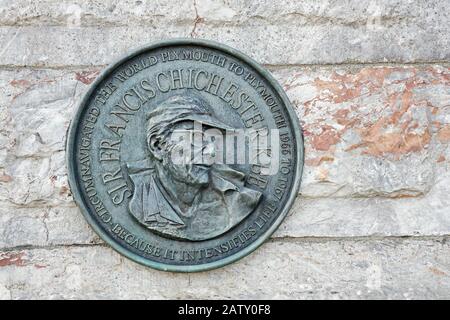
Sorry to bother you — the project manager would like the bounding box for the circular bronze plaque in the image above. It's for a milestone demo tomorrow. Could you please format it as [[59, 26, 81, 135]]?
[[66, 39, 304, 272]]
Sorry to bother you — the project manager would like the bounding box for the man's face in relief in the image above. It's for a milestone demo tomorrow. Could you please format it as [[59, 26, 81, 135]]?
[[159, 121, 216, 187]]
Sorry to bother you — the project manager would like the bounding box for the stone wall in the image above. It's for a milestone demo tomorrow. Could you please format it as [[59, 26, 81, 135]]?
[[0, 0, 449, 299]]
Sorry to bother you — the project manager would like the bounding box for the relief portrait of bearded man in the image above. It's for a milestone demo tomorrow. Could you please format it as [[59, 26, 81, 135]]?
[[122, 94, 262, 241]]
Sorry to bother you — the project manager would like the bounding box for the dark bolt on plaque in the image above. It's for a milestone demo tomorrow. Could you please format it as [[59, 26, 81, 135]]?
[[66, 39, 304, 272]]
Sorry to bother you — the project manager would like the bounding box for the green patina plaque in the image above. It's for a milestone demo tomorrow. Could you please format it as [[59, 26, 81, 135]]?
[[66, 39, 304, 272]]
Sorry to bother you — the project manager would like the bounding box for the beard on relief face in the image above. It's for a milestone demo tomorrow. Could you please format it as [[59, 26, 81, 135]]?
[[161, 144, 211, 186]]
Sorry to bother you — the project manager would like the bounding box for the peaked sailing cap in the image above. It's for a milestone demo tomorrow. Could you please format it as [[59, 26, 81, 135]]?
[[146, 94, 235, 149]]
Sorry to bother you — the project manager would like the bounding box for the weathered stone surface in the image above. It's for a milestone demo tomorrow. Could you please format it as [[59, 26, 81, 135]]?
[[0, 17, 448, 300], [2, 169, 450, 248], [0, 26, 190, 67], [0, 0, 448, 66], [0, 68, 92, 158], [0, 0, 195, 26], [0, 159, 450, 248], [0, 206, 100, 248], [0, 152, 72, 206], [195, 0, 447, 27], [0, 68, 92, 206], [274, 65, 450, 198], [2, 168, 450, 249], [2, 171, 450, 250], [1, 65, 449, 209], [277, 171, 450, 238], [3, 0, 445, 28], [0, 1, 449, 301], [0, 239, 449, 299], [0, 0, 448, 301]]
